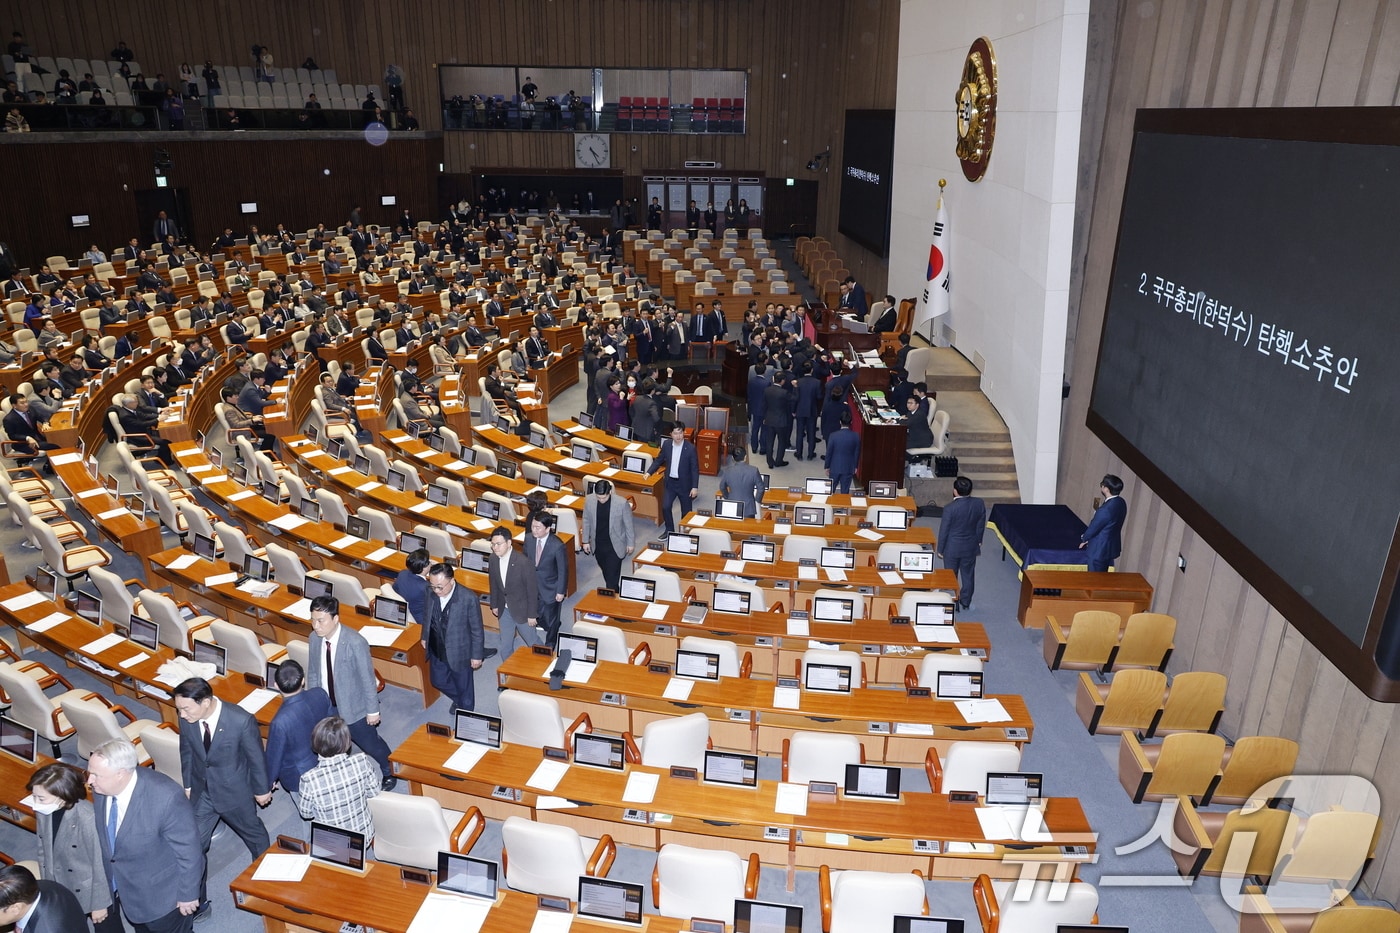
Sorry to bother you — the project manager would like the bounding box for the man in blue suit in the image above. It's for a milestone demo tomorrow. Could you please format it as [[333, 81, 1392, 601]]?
[[747, 364, 770, 455], [938, 476, 988, 611], [88, 738, 205, 932], [263, 660, 330, 794], [793, 363, 823, 460], [650, 423, 699, 533], [1080, 473, 1128, 572], [823, 412, 861, 493]]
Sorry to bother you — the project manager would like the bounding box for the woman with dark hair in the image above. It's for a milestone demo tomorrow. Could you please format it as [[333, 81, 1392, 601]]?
[[26, 761, 121, 931], [296, 716, 382, 836], [604, 376, 629, 433]]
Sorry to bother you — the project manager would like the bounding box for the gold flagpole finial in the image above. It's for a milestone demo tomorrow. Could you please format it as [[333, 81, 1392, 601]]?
[[938, 178, 947, 191]]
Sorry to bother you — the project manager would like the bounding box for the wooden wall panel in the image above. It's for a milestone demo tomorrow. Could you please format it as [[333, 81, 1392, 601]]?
[[1060, 0, 1400, 899], [2, 0, 899, 294]]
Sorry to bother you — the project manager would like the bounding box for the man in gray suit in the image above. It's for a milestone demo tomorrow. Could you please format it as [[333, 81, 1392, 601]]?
[[581, 479, 635, 590], [307, 595, 397, 790], [522, 510, 569, 648], [173, 678, 271, 920], [423, 561, 486, 711], [0, 864, 87, 933], [937, 475, 987, 611], [629, 379, 661, 443], [718, 446, 766, 518], [488, 524, 541, 654], [88, 738, 204, 932]]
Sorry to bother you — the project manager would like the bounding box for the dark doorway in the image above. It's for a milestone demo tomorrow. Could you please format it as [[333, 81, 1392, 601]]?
[[133, 187, 195, 248]]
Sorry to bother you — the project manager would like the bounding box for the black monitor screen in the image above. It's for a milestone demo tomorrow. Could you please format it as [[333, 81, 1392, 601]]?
[[843, 763, 901, 800], [894, 919, 966, 933], [373, 596, 409, 626], [557, 633, 598, 664], [703, 750, 758, 787], [399, 532, 427, 554], [475, 498, 500, 521], [459, 548, 490, 572], [453, 709, 502, 747], [1087, 108, 1400, 698], [0, 715, 36, 763], [191, 533, 217, 561], [436, 853, 498, 899], [577, 877, 644, 926], [618, 575, 655, 602], [346, 516, 371, 540], [425, 484, 449, 506], [573, 731, 626, 770], [309, 821, 366, 871], [128, 615, 160, 650], [193, 640, 227, 676], [837, 109, 896, 257], [303, 577, 334, 600], [735, 900, 803, 933]]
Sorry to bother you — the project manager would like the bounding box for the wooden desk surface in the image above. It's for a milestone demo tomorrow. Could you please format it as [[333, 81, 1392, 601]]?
[[761, 489, 919, 514], [495, 648, 1032, 754], [552, 419, 662, 460], [49, 453, 165, 578], [378, 429, 590, 513], [632, 546, 959, 596], [678, 512, 934, 550], [1017, 570, 1154, 629], [0, 747, 55, 832]]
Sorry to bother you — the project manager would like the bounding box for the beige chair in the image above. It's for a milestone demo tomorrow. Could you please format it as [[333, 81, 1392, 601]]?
[[653, 845, 759, 924], [973, 875, 1098, 933], [498, 689, 590, 749], [810, 588, 865, 620], [570, 621, 649, 665], [1109, 612, 1176, 672], [926, 741, 1023, 795], [86, 564, 143, 622], [1043, 610, 1121, 671], [1238, 895, 1400, 933], [500, 816, 615, 899], [800, 648, 865, 687], [626, 711, 710, 770], [1118, 731, 1227, 803], [366, 796, 484, 870], [1271, 809, 1381, 891], [819, 865, 928, 933], [209, 620, 287, 675], [677, 635, 750, 679], [1153, 671, 1226, 736], [1171, 796, 1296, 881], [907, 653, 985, 692], [59, 695, 157, 761], [1207, 736, 1300, 807], [782, 732, 863, 785], [136, 588, 217, 653], [0, 661, 89, 756], [317, 568, 374, 608], [138, 722, 184, 784], [29, 517, 111, 589], [1076, 668, 1166, 735], [264, 540, 309, 592]]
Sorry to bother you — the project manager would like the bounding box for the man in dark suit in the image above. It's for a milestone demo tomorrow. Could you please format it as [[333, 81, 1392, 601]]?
[[793, 363, 823, 460], [823, 411, 862, 494], [522, 511, 569, 647], [263, 660, 329, 795], [423, 561, 487, 711], [3, 395, 60, 473], [488, 524, 541, 654], [307, 595, 398, 789], [629, 380, 661, 444], [1080, 473, 1128, 572], [650, 424, 699, 533], [839, 276, 868, 317], [937, 476, 988, 611], [747, 364, 771, 454], [718, 447, 766, 518], [0, 864, 87, 933], [763, 374, 793, 469], [687, 303, 723, 343], [173, 678, 271, 919], [88, 738, 204, 932]]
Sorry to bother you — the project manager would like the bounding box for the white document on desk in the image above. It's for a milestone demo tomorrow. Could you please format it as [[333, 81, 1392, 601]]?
[[786, 617, 810, 637], [600, 467, 620, 477], [636, 548, 661, 563], [358, 481, 382, 493], [81, 633, 126, 655], [269, 514, 309, 531], [410, 501, 436, 514], [28, 612, 70, 632], [97, 507, 132, 519], [879, 571, 904, 586], [688, 515, 709, 527], [851, 497, 867, 508], [238, 688, 279, 714], [470, 518, 495, 532], [358, 625, 403, 647], [365, 546, 396, 562], [914, 625, 959, 644], [774, 782, 809, 816], [663, 678, 694, 701], [772, 686, 802, 710], [528, 908, 575, 933], [894, 722, 934, 736], [855, 529, 884, 541], [798, 566, 819, 581], [166, 554, 201, 571], [557, 457, 585, 470], [772, 523, 791, 535], [251, 853, 312, 882], [48, 452, 82, 466], [723, 559, 747, 574], [824, 567, 847, 583], [564, 661, 597, 684], [526, 759, 570, 791], [329, 535, 360, 550], [442, 742, 490, 775], [283, 598, 313, 620], [118, 652, 150, 670], [408, 892, 492, 933], [558, 494, 580, 506], [955, 698, 1012, 723], [810, 494, 828, 505], [642, 603, 669, 620], [1, 591, 48, 612], [204, 572, 238, 587], [622, 771, 660, 804]]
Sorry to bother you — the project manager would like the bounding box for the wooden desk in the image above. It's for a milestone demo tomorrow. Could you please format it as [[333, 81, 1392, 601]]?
[[632, 546, 959, 601], [677, 512, 933, 551], [1017, 570, 1154, 629], [0, 583, 280, 730], [761, 489, 919, 515], [552, 420, 662, 462], [391, 730, 1090, 882], [495, 648, 1030, 764], [848, 393, 907, 486], [377, 430, 589, 514], [146, 547, 438, 706], [573, 591, 990, 684], [530, 341, 582, 402], [49, 452, 165, 579], [0, 748, 55, 832]]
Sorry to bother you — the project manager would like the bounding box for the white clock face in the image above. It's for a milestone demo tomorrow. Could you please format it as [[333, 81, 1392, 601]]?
[[575, 133, 610, 168]]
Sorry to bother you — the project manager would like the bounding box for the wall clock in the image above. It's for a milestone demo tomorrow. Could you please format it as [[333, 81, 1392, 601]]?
[[575, 133, 611, 169]]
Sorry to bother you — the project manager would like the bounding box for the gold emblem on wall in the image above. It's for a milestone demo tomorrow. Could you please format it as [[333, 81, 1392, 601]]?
[[955, 36, 997, 182]]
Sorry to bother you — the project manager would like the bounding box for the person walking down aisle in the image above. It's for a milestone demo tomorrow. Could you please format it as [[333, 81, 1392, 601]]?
[[937, 475, 987, 611]]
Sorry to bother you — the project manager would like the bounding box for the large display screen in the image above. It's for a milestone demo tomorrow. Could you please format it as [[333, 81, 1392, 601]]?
[[1088, 107, 1400, 699], [838, 109, 895, 256]]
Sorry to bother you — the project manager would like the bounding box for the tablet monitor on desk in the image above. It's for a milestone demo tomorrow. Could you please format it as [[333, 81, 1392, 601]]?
[[32, 567, 59, 602], [804, 478, 834, 496], [259, 478, 282, 503], [303, 577, 334, 600], [616, 424, 633, 441], [435, 852, 498, 901], [345, 516, 372, 541], [674, 649, 721, 681], [618, 576, 655, 603], [352, 453, 372, 476], [739, 540, 775, 563], [899, 551, 934, 573], [819, 547, 856, 570], [425, 432, 447, 453], [702, 750, 758, 788], [875, 509, 909, 530], [459, 548, 490, 573], [666, 532, 700, 555], [843, 763, 901, 801], [127, 615, 160, 651], [712, 588, 751, 616], [803, 661, 853, 693], [245, 554, 272, 582], [453, 709, 502, 748], [309, 821, 367, 873], [398, 531, 428, 555], [496, 460, 518, 479], [914, 601, 953, 627], [528, 425, 551, 448], [577, 877, 644, 927], [812, 596, 854, 623], [714, 498, 744, 520], [570, 442, 595, 462], [622, 454, 648, 473], [326, 438, 345, 460], [208, 447, 224, 469], [386, 468, 409, 492], [475, 498, 500, 521], [425, 484, 449, 506], [868, 481, 897, 500], [734, 900, 803, 933], [1056, 928, 1127, 933], [794, 506, 826, 526], [537, 470, 563, 491], [557, 632, 599, 664], [495, 416, 512, 433], [573, 731, 626, 771], [191, 532, 218, 562], [372, 596, 409, 627], [74, 591, 101, 622], [936, 670, 983, 699], [576, 412, 594, 428], [986, 772, 1043, 806], [894, 917, 965, 933], [0, 716, 36, 763], [193, 640, 227, 676]]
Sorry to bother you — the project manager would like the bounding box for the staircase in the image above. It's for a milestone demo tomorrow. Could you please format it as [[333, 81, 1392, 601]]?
[[922, 349, 1021, 507]]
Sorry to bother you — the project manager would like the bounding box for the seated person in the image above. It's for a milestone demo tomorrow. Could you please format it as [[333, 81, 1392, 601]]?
[[59, 356, 89, 394], [398, 374, 444, 429], [483, 362, 530, 436], [524, 325, 550, 368], [904, 395, 933, 455], [3, 394, 60, 473], [296, 717, 382, 837], [237, 369, 273, 416], [317, 371, 366, 436], [35, 319, 65, 350], [220, 386, 277, 453], [114, 393, 175, 465], [509, 339, 531, 378]]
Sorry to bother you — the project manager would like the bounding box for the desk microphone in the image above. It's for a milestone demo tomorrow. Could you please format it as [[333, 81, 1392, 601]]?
[[549, 649, 572, 690]]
